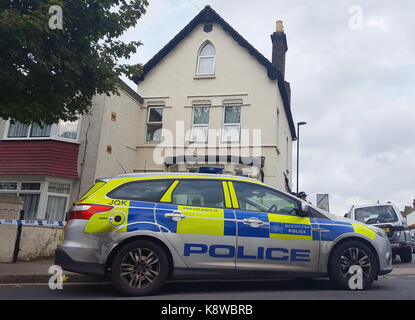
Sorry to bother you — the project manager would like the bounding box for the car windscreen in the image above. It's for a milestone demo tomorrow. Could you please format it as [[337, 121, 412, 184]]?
[[354, 205, 398, 224]]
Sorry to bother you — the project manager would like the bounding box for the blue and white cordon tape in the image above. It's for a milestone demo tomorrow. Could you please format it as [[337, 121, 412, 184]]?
[[0, 219, 65, 228]]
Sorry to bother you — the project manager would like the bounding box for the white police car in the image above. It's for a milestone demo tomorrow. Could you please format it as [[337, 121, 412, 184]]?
[[55, 173, 392, 295]]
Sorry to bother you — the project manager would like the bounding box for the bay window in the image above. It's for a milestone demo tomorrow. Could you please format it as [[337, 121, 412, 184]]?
[[0, 181, 71, 221], [5, 119, 80, 142]]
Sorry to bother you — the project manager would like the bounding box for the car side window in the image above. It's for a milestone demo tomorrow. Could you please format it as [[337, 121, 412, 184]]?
[[232, 182, 298, 215], [171, 180, 224, 209], [107, 180, 173, 202]]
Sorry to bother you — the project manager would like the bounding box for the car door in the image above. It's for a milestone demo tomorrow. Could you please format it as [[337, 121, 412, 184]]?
[[155, 179, 237, 269], [229, 181, 320, 272]]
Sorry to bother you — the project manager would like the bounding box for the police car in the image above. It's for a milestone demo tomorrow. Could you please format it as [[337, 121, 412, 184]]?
[[55, 173, 392, 295]]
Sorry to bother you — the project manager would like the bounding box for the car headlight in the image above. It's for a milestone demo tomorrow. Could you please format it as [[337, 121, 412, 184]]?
[[369, 226, 388, 239]]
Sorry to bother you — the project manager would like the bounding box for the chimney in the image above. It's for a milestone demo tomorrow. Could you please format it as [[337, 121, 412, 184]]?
[[271, 20, 288, 79]]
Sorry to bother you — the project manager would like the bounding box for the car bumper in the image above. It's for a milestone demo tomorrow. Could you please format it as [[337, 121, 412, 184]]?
[[375, 236, 393, 276], [55, 247, 106, 276], [390, 241, 411, 250], [378, 268, 393, 276]]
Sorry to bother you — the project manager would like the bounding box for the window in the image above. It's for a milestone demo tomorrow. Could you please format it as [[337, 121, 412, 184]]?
[[0, 182, 17, 190], [146, 107, 163, 142], [0, 181, 71, 220], [232, 182, 298, 215], [108, 180, 172, 202], [21, 194, 41, 219], [7, 122, 29, 138], [196, 42, 216, 75], [354, 205, 398, 224], [190, 106, 210, 142], [286, 137, 289, 171], [30, 123, 52, 137], [171, 180, 224, 208], [45, 196, 67, 221], [57, 119, 79, 140], [222, 106, 241, 142], [276, 108, 280, 147], [5, 119, 79, 141], [45, 183, 71, 221]]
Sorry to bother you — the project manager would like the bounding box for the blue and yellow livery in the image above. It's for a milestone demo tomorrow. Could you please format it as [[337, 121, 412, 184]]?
[[55, 173, 393, 296]]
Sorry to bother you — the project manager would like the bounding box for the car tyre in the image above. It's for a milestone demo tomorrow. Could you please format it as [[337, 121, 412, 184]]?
[[400, 247, 413, 263], [111, 239, 169, 296], [329, 240, 378, 290]]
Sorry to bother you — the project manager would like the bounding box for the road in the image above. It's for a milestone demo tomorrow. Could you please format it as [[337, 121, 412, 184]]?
[[1, 255, 414, 300]]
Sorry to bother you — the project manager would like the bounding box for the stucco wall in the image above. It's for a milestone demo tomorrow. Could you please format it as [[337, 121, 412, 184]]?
[[74, 89, 143, 198], [0, 119, 6, 138], [71, 95, 106, 202], [94, 91, 142, 180]]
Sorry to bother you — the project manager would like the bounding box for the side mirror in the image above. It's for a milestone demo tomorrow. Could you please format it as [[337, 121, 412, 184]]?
[[298, 202, 310, 217]]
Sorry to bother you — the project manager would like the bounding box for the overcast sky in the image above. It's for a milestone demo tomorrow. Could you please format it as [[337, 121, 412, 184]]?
[[119, 0, 415, 215]]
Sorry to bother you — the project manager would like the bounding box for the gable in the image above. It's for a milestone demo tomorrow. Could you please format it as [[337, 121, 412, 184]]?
[[133, 5, 296, 140]]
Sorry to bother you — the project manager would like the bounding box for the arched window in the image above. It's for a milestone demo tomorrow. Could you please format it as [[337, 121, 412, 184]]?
[[196, 42, 216, 75]]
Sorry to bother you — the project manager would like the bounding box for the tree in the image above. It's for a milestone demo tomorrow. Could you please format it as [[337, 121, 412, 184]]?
[[0, 0, 148, 125]]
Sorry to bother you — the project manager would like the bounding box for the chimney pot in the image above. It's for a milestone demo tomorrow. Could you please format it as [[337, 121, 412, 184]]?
[[271, 21, 288, 79], [276, 20, 284, 33]]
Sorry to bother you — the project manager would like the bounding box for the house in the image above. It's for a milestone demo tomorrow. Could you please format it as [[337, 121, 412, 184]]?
[[132, 5, 296, 189], [403, 200, 415, 230], [0, 79, 144, 221], [0, 5, 296, 222]]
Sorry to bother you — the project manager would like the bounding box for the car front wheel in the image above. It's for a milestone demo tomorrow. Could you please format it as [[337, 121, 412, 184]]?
[[329, 240, 378, 290]]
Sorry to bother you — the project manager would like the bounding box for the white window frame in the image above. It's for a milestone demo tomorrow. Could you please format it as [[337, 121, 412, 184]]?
[[190, 106, 210, 143], [222, 105, 241, 143], [146, 106, 164, 142], [196, 42, 216, 76], [0, 180, 72, 220], [3, 118, 81, 143], [45, 182, 72, 221]]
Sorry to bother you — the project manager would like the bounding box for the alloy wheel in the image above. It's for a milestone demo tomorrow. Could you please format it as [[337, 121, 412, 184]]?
[[339, 247, 372, 279], [120, 247, 160, 289]]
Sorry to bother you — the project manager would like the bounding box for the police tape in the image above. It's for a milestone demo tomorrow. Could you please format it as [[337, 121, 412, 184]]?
[[0, 219, 65, 228]]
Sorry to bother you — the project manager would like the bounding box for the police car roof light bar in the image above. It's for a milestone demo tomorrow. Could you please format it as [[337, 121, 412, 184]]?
[[198, 167, 223, 174]]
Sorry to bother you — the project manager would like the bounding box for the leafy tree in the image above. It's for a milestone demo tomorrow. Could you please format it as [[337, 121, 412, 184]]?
[[0, 0, 148, 125]]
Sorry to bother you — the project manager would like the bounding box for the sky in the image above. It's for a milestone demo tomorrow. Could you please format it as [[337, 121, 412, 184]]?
[[118, 0, 415, 216]]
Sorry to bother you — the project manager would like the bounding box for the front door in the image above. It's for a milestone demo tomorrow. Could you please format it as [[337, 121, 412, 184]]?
[[155, 179, 237, 269], [229, 181, 320, 272]]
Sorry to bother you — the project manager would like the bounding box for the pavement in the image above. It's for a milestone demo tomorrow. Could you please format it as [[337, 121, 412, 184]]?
[[0, 259, 104, 284], [0, 256, 414, 285]]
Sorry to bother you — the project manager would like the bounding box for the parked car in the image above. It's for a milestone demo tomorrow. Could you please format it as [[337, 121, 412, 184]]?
[[411, 230, 415, 253], [346, 203, 412, 263], [56, 173, 392, 295]]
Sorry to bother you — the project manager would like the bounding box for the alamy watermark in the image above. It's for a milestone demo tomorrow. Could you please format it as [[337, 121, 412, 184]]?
[[48, 265, 64, 290], [348, 265, 363, 290], [48, 5, 63, 30], [151, 121, 263, 171], [348, 5, 364, 30]]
